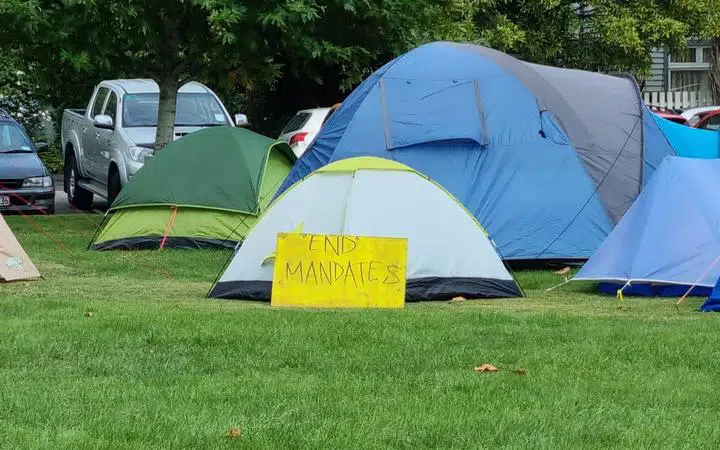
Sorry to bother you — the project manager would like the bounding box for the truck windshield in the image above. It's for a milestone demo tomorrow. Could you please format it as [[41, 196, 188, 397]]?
[[0, 122, 33, 153], [122, 93, 230, 127]]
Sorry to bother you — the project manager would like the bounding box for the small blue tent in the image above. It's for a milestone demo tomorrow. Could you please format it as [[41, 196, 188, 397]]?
[[574, 156, 720, 296], [701, 279, 720, 311], [652, 114, 720, 159], [276, 42, 677, 261]]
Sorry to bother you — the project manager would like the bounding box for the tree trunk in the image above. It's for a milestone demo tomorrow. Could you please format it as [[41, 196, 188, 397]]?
[[154, 75, 180, 152], [710, 38, 720, 105]]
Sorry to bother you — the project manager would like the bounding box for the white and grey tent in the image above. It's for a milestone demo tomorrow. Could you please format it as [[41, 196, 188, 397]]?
[[208, 157, 523, 301]]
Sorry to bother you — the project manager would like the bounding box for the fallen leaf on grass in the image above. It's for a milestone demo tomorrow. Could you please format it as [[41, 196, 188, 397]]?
[[514, 368, 527, 376], [84, 312, 93, 317], [227, 427, 242, 440], [473, 364, 498, 372]]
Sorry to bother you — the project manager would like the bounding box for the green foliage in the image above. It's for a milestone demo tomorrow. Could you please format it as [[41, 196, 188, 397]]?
[[470, 0, 690, 79], [0, 50, 46, 134], [40, 141, 63, 174], [7, 0, 477, 148]]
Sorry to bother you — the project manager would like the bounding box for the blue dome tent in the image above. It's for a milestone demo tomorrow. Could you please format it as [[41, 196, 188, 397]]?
[[275, 42, 677, 261], [574, 156, 720, 297]]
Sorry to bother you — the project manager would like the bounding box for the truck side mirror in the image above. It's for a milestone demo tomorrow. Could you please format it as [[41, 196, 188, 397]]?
[[93, 114, 114, 130]]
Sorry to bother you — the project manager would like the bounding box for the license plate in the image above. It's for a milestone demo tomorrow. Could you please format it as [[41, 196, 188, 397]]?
[[0, 196, 9, 207]]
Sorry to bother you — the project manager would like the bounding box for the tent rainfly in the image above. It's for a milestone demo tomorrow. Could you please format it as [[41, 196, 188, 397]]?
[[275, 41, 679, 262], [0, 214, 40, 282], [574, 156, 720, 297], [90, 126, 296, 250], [208, 157, 523, 301]]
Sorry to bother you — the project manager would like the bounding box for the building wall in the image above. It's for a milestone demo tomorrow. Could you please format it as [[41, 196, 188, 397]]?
[[645, 48, 667, 92], [643, 41, 711, 97]]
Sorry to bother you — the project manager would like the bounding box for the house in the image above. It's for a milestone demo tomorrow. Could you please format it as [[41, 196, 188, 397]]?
[[642, 40, 714, 110]]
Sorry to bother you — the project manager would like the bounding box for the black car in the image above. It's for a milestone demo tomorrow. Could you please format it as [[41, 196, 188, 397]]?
[[0, 109, 54, 214]]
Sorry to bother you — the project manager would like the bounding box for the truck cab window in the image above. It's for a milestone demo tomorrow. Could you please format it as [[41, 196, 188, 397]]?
[[91, 87, 110, 119], [104, 92, 118, 124]]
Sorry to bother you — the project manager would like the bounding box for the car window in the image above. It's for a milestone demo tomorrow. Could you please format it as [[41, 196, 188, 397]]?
[[701, 115, 720, 131], [104, 91, 118, 123], [693, 111, 718, 126], [282, 112, 311, 134], [91, 87, 110, 119], [0, 121, 33, 152]]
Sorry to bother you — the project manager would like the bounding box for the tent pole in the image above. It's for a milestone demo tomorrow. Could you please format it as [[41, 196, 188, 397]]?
[[676, 254, 720, 307], [545, 279, 571, 293], [159, 206, 178, 250]]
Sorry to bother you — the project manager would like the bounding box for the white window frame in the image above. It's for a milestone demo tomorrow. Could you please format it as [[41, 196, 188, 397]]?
[[667, 45, 711, 93]]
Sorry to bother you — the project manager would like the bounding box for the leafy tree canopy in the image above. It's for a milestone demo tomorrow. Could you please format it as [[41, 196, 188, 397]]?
[[0, 50, 46, 135], [467, 0, 690, 80], [1, 0, 715, 138], [1, 0, 479, 148]]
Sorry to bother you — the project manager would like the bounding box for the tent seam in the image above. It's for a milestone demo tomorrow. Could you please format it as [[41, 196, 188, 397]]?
[[533, 116, 641, 259]]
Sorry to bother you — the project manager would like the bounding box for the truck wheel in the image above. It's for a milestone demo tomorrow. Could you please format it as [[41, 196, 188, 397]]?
[[65, 153, 93, 210], [107, 169, 121, 206]]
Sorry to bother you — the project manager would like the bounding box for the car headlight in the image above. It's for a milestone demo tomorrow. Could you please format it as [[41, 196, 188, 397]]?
[[128, 146, 154, 163], [22, 176, 52, 188]]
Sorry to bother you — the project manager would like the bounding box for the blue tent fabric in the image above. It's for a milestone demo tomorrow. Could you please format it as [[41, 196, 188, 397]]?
[[598, 282, 710, 297], [643, 108, 679, 184], [275, 41, 677, 261], [575, 156, 720, 294], [701, 278, 720, 311], [652, 114, 719, 159]]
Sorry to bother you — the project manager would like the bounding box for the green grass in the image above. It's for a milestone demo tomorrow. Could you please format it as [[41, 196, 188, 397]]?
[[0, 215, 718, 449]]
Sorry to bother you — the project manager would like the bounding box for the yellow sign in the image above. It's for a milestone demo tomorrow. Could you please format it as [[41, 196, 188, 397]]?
[[271, 233, 407, 309]]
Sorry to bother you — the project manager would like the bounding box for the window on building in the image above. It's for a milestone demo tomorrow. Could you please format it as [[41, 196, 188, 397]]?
[[670, 48, 697, 63], [667, 45, 712, 101], [671, 70, 710, 92], [703, 47, 712, 63]]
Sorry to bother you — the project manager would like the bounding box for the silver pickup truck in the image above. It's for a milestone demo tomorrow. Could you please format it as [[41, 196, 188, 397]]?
[[60, 79, 243, 209]]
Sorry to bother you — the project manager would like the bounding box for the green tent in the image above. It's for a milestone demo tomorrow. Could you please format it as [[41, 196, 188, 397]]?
[[90, 126, 296, 250]]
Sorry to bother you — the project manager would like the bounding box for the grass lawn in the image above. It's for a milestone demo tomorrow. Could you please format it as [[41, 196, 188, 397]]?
[[0, 215, 718, 449]]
